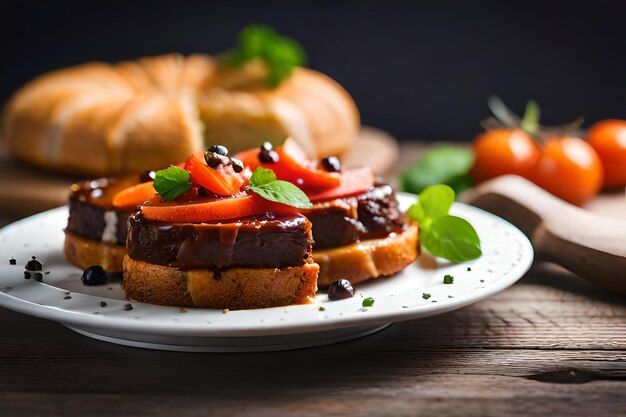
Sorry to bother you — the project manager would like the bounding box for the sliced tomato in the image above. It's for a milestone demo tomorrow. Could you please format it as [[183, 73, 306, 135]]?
[[307, 167, 375, 202], [184, 154, 250, 196], [235, 138, 341, 190], [140, 192, 298, 223], [112, 181, 157, 208]]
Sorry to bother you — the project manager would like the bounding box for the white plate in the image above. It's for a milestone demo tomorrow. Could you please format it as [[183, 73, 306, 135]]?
[[0, 193, 533, 352]]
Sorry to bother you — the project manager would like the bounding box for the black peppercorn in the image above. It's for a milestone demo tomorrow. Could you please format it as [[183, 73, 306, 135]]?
[[230, 157, 244, 173], [25, 257, 42, 271], [327, 279, 355, 300], [207, 144, 229, 156], [81, 265, 108, 286], [320, 156, 341, 173], [204, 151, 230, 168], [259, 141, 279, 163]]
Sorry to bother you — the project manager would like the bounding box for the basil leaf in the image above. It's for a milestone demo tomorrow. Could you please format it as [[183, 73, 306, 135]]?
[[417, 184, 455, 220], [401, 146, 474, 195], [249, 181, 312, 208], [248, 167, 312, 208], [407, 203, 425, 224], [421, 215, 482, 263], [249, 167, 276, 187], [153, 166, 192, 202]]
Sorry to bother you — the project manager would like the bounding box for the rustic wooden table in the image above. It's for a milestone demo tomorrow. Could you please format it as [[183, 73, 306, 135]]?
[[1, 143, 625, 416]]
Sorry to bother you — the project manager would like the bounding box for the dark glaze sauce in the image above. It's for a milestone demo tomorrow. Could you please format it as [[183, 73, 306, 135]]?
[[127, 213, 313, 270], [306, 183, 407, 249]]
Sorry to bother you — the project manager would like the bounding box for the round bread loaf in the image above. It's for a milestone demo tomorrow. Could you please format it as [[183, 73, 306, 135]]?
[[2, 54, 359, 176]]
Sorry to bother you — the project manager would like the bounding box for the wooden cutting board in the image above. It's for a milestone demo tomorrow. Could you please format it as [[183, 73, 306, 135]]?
[[0, 126, 400, 219]]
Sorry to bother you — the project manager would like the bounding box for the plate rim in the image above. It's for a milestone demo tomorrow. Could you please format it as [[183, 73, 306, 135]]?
[[0, 194, 534, 338]]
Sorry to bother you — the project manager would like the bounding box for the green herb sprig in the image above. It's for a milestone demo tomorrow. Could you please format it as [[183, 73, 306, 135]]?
[[220, 24, 306, 88], [153, 166, 192, 202], [248, 167, 312, 208], [408, 184, 482, 263]]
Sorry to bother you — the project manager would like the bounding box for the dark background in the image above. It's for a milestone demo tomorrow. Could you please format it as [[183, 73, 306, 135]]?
[[2, 0, 625, 141]]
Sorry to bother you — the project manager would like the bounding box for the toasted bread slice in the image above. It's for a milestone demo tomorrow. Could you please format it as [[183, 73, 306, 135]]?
[[64, 231, 127, 272], [122, 256, 319, 309], [313, 223, 419, 287]]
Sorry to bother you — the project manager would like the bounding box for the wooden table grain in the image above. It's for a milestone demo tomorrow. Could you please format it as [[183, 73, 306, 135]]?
[[1, 143, 625, 417]]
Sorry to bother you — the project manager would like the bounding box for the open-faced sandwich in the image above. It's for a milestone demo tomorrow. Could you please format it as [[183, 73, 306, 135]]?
[[64, 139, 418, 309], [117, 147, 319, 309], [64, 172, 154, 272], [235, 139, 419, 287]]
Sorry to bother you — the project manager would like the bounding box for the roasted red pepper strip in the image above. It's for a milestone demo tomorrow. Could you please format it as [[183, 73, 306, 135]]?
[[140, 192, 298, 223], [307, 167, 375, 202], [236, 138, 341, 191], [184, 154, 249, 196]]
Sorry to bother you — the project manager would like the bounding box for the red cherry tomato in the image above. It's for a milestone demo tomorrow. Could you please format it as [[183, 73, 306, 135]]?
[[236, 138, 341, 191], [470, 129, 541, 183], [530, 136, 603, 206], [587, 119, 626, 189]]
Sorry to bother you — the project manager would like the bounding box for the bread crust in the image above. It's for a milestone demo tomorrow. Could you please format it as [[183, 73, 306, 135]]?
[[3, 54, 358, 175], [313, 223, 419, 287], [122, 256, 319, 309], [64, 231, 127, 272]]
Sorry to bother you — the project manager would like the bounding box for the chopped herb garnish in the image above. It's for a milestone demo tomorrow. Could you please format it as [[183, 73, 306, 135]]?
[[362, 297, 375, 307], [443, 274, 454, 284], [407, 184, 482, 263], [220, 24, 306, 88], [467, 267, 472, 271], [318, 306, 326, 311], [480, 279, 485, 283], [422, 293, 431, 300], [248, 167, 312, 208], [153, 166, 192, 202], [179, 307, 188, 313]]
